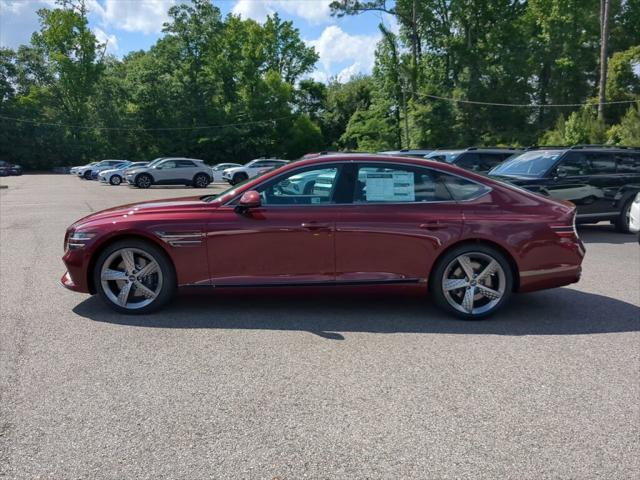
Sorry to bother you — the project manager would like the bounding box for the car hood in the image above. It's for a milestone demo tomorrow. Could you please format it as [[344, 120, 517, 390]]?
[[99, 168, 122, 175], [70, 196, 213, 230], [223, 166, 246, 174]]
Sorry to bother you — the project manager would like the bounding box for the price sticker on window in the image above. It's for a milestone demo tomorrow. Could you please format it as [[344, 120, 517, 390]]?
[[365, 172, 415, 202]]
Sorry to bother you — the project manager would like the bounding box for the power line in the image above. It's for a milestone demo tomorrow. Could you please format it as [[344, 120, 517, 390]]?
[[0, 114, 288, 131], [419, 93, 639, 108]]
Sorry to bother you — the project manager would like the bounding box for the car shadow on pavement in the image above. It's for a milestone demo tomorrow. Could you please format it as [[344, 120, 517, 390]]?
[[578, 224, 639, 245], [72, 287, 639, 340]]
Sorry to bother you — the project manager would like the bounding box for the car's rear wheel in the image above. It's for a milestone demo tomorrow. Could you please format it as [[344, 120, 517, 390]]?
[[135, 174, 152, 189], [109, 175, 122, 186], [613, 199, 633, 233], [232, 173, 248, 185], [193, 173, 210, 188], [93, 240, 176, 314], [431, 245, 513, 320]]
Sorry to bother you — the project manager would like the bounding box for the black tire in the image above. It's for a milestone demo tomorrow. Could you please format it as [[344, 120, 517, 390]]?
[[135, 173, 152, 189], [109, 175, 122, 186], [430, 244, 514, 320], [83, 170, 92, 179], [93, 239, 176, 314], [193, 173, 210, 188], [613, 198, 634, 233], [232, 173, 248, 185]]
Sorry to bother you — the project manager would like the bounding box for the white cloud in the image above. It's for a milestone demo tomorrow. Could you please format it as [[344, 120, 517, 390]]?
[[337, 62, 363, 83], [307, 25, 379, 83], [94, 27, 118, 52], [232, 0, 332, 24], [0, 0, 56, 48], [92, 0, 178, 34]]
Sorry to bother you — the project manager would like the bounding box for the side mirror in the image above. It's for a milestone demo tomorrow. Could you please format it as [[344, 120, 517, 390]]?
[[235, 190, 261, 214], [555, 167, 568, 178]]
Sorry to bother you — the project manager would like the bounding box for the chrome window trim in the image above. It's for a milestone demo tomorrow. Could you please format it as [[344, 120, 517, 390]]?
[[223, 159, 492, 207]]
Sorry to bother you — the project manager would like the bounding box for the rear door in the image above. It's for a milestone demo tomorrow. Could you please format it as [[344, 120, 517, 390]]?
[[176, 159, 198, 183], [335, 162, 464, 283]]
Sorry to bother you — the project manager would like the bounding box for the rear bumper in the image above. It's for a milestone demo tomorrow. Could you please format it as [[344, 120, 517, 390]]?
[[518, 265, 582, 292]]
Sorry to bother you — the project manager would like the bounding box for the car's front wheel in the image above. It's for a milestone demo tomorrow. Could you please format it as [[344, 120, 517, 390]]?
[[431, 245, 513, 320], [83, 170, 92, 179], [93, 239, 176, 314], [232, 173, 248, 185], [109, 175, 122, 186], [613, 198, 634, 233], [135, 174, 152, 189]]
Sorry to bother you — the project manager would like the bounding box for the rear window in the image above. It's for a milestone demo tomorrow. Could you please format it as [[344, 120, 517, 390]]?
[[439, 173, 492, 201]]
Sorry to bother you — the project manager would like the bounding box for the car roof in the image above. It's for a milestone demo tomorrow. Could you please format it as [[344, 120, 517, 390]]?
[[526, 145, 640, 153]]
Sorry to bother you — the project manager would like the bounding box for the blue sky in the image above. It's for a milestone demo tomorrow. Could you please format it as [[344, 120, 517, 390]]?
[[0, 0, 398, 82]]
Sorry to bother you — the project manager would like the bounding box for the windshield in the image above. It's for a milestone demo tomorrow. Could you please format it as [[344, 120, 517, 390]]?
[[145, 158, 165, 168], [202, 176, 254, 203], [425, 151, 462, 163], [489, 150, 562, 177]]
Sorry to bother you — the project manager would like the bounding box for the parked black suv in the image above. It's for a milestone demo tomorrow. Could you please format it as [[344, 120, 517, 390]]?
[[424, 147, 521, 173], [0, 160, 23, 176], [489, 145, 640, 232]]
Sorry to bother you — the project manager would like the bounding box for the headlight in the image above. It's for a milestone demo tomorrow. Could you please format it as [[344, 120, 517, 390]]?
[[66, 231, 96, 250]]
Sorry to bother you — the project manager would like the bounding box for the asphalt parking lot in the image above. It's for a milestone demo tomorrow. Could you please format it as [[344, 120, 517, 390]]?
[[1, 174, 638, 479]]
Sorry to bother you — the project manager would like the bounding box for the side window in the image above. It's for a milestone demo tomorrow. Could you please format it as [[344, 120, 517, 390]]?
[[259, 166, 339, 205], [479, 153, 507, 171], [558, 152, 589, 175], [586, 152, 616, 174], [177, 160, 196, 168], [455, 153, 481, 170], [354, 164, 452, 203], [250, 161, 266, 168], [616, 153, 640, 173], [158, 161, 177, 169], [439, 173, 491, 201]]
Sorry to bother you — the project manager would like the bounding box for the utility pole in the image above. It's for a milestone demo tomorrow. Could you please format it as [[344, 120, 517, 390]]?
[[598, 0, 610, 119]]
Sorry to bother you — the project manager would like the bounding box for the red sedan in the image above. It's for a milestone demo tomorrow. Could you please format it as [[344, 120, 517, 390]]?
[[61, 154, 585, 319]]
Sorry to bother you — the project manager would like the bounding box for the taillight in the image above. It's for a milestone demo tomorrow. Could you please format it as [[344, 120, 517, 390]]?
[[551, 212, 578, 239]]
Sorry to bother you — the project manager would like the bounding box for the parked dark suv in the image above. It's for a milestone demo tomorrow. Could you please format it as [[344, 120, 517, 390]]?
[[0, 160, 23, 176], [489, 145, 640, 232], [425, 147, 521, 173]]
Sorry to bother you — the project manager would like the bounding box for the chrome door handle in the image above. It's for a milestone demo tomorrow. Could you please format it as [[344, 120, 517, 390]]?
[[301, 222, 331, 230], [420, 222, 447, 231]]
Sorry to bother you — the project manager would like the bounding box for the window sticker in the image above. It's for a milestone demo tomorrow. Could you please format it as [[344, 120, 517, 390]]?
[[365, 171, 415, 202], [311, 197, 321, 204]]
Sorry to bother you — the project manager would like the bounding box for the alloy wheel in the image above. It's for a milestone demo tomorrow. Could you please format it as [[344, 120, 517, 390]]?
[[441, 252, 506, 315], [137, 175, 151, 188], [194, 174, 208, 188], [100, 247, 163, 310]]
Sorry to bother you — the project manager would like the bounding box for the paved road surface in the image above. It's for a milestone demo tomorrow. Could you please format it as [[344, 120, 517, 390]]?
[[1, 175, 638, 479]]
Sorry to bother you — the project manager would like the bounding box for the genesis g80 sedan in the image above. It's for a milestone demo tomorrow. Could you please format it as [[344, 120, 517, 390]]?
[[61, 154, 585, 319]]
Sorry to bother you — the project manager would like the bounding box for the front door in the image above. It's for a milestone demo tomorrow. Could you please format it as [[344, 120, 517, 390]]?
[[205, 165, 343, 285], [335, 163, 464, 283], [547, 151, 619, 217]]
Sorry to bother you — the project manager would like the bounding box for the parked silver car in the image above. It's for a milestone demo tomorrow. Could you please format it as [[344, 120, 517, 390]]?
[[124, 157, 213, 189]]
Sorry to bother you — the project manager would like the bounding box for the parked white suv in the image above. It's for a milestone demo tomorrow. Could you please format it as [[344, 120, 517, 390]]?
[[222, 158, 289, 185], [125, 157, 213, 189], [77, 160, 127, 180], [210, 162, 242, 182], [98, 161, 148, 185]]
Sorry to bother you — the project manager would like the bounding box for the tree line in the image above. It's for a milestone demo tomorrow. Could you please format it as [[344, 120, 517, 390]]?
[[0, 0, 638, 170]]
